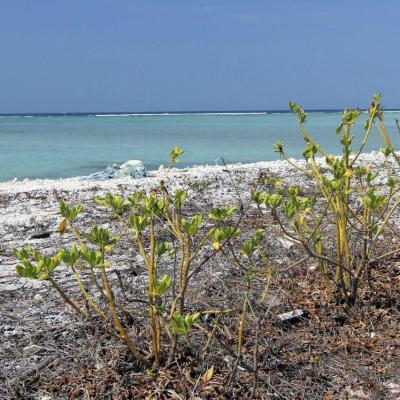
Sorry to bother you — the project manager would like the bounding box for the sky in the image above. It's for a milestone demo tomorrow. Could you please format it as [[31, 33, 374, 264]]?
[[1, 0, 400, 113]]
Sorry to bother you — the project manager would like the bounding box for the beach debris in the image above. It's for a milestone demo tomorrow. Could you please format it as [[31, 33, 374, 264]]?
[[30, 231, 51, 239], [88, 160, 148, 180], [117, 160, 148, 178], [23, 344, 42, 356], [277, 309, 304, 322]]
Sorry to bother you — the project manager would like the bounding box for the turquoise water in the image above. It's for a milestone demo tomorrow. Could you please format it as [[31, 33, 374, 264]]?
[[1, 111, 400, 182]]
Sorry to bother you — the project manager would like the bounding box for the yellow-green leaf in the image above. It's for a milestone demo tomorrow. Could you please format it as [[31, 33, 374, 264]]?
[[344, 168, 352, 178], [59, 218, 67, 235], [95, 198, 108, 207], [203, 365, 214, 382], [212, 242, 221, 250]]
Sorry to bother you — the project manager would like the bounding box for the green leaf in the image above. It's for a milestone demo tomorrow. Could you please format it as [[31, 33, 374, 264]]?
[[96, 194, 125, 215], [252, 191, 267, 206], [289, 101, 307, 124], [267, 193, 282, 209], [169, 147, 185, 164], [14, 247, 61, 280], [174, 189, 188, 209], [208, 206, 238, 221], [341, 108, 361, 127], [152, 275, 172, 296], [211, 226, 240, 242], [129, 214, 149, 233], [155, 241, 170, 258], [84, 225, 120, 248], [245, 268, 255, 282], [81, 248, 103, 267], [128, 192, 145, 207], [171, 312, 200, 335], [59, 200, 82, 222], [380, 146, 393, 157], [182, 214, 203, 235], [13, 245, 33, 261], [387, 176, 397, 188], [273, 141, 285, 155], [240, 229, 265, 257], [303, 144, 318, 160], [16, 264, 27, 277], [61, 245, 80, 266]]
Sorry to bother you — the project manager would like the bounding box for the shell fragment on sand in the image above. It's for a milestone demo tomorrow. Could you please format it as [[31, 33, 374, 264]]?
[[277, 309, 304, 322]]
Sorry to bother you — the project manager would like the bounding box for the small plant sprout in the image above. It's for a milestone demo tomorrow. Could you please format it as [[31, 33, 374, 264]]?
[[59, 200, 82, 234], [95, 193, 126, 215], [208, 205, 238, 221], [211, 226, 240, 250], [240, 229, 265, 258], [168, 146, 185, 167], [170, 312, 201, 336]]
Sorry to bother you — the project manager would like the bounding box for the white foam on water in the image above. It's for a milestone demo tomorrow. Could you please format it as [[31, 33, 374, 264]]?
[[94, 112, 267, 117]]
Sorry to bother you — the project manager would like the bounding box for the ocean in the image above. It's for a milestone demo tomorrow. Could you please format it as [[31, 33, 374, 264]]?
[[1, 110, 400, 182]]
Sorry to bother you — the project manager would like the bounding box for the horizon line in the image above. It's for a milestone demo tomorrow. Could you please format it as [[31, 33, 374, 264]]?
[[2, 107, 400, 116]]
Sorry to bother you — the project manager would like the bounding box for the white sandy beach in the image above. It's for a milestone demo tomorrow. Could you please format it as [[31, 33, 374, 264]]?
[[0, 151, 394, 291]]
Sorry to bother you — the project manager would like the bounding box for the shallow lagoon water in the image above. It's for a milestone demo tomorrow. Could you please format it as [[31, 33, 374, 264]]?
[[1, 111, 400, 182]]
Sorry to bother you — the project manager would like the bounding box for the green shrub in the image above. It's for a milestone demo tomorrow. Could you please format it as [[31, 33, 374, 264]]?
[[254, 95, 400, 304], [14, 148, 241, 368]]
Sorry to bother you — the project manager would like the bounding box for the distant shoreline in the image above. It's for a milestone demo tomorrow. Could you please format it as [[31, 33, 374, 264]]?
[[3, 109, 400, 117]]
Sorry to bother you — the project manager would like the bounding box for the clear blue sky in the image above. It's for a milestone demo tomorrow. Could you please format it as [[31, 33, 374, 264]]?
[[1, 0, 400, 113]]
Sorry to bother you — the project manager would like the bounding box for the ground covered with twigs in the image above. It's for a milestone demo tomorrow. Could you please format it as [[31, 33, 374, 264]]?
[[1, 155, 400, 399]]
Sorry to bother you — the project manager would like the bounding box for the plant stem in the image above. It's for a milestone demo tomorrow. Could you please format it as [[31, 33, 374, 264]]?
[[99, 248, 149, 366], [48, 276, 88, 318]]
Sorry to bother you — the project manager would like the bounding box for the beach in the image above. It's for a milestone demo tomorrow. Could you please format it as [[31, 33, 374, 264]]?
[[3, 0, 400, 396], [0, 150, 394, 292], [2, 152, 400, 398]]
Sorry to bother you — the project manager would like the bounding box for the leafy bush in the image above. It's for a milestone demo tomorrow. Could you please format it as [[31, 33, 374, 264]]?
[[14, 148, 242, 368], [254, 95, 400, 304]]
